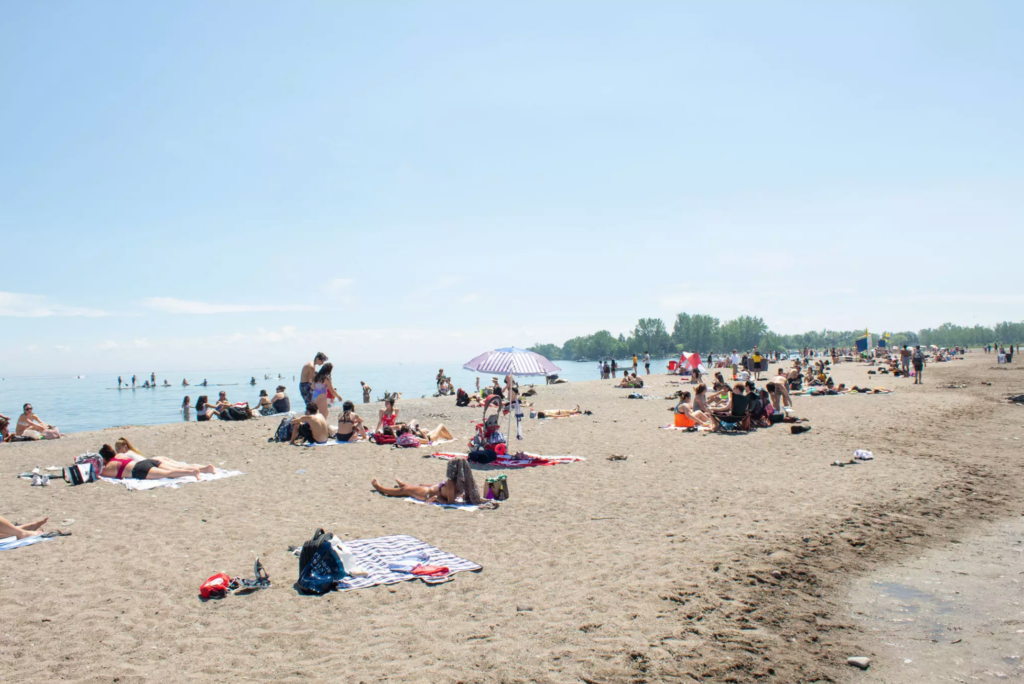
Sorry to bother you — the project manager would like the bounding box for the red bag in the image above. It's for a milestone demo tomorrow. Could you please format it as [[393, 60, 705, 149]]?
[[200, 573, 232, 599], [372, 433, 396, 445]]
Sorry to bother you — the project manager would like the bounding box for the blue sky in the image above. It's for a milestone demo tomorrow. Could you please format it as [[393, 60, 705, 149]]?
[[2, 1, 1022, 374]]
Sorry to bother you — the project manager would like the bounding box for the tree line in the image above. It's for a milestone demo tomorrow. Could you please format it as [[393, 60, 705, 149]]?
[[528, 314, 1024, 360]]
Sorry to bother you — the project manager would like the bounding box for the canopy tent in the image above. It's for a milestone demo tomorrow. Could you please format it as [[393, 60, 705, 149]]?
[[677, 351, 708, 375]]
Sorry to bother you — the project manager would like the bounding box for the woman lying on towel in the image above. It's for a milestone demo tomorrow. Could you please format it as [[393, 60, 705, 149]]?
[[371, 458, 493, 506], [98, 438, 216, 480], [536, 405, 583, 419], [0, 514, 49, 540], [394, 422, 454, 447], [674, 391, 712, 429]]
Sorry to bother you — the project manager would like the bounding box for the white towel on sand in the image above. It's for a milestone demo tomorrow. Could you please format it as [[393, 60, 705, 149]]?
[[100, 468, 244, 491], [0, 535, 54, 551], [403, 497, 481, 511]]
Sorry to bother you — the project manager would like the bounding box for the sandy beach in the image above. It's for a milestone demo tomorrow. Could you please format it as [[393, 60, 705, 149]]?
[[2, 353, 1022, 683]]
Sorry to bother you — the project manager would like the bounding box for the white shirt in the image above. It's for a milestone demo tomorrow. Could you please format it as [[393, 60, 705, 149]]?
[[737, 370, 750, 381], [730, 353, 740, 365], [643, 354, 650, 364]]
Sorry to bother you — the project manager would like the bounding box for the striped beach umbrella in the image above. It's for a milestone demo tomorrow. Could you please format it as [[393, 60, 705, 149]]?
[[463, 347, 562, 377]]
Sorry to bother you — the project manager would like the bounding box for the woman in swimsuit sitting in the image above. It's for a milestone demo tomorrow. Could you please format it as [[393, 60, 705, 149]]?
[[194, 395, 217, 421], [371, 458, 491, 506], [336, 401, 367, 442], [375, 396, 399, 433], [311, 363, 342, 419], [674, 391, 712, 429], [98, 438, 216, 480]]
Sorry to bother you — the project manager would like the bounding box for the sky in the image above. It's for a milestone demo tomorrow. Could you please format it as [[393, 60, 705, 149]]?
[[1, 1, 1022, 375]]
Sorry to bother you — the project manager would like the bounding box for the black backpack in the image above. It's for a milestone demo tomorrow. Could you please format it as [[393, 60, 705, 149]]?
[[297, 529, 346, 595], [271, 417, 293, 443]]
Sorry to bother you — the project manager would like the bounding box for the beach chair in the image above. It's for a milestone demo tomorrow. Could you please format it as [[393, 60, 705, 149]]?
[[711, 395, 752, 433]]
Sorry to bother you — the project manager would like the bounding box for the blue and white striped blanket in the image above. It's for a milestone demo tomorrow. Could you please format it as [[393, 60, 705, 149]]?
[[335, 534, 481, 591]]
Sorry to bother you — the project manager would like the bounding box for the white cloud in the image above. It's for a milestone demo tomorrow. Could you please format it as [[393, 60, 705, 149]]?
[[461, 293, 480, 304], [0, 291, 107, 318], [143, 297, 316, 315]]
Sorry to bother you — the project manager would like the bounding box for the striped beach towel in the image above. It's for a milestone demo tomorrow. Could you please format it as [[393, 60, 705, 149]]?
[[335, 535, 481, 591], [429, 452, 585, 468]]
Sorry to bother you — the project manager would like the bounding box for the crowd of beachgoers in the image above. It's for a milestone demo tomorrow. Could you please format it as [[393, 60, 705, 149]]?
[[2, 341, 1003, 543]]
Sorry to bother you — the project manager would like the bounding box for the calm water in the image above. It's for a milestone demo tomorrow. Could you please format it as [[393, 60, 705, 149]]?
[[0, 358, 673, 434]]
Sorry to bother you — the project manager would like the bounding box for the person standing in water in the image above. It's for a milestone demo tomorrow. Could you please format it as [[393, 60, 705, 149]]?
[[131, 375, 136, 388], [118, 376, 122, 388], [300, 352, 328, 408], [361, 381, 371, 404]]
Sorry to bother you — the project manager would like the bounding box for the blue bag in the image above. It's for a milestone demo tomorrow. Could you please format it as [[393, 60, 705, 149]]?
[[297, 529, 347, 595]]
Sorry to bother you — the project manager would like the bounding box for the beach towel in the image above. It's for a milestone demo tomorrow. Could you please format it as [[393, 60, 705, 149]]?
[[0, 535, 54, 551], [403, 497, 481, 512], [659, 425, 710, 432], [100, 468, 244, 491], [302, 440, 353, 447], [333, 534, 481, 591], [429, 451, 584, 468]]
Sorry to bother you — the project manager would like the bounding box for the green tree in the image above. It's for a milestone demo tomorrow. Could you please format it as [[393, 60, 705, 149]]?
[[719, 315, 767, 351], [528, 343, 564, 359], [634, 318, 672, 356]]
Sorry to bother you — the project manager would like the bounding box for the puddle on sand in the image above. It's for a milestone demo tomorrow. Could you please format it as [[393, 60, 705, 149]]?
[[846, 516, 1024, 683]]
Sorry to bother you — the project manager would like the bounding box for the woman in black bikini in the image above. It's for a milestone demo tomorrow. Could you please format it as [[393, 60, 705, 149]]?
[[336, 401, 367, 442], [98, 438, 216, 480]]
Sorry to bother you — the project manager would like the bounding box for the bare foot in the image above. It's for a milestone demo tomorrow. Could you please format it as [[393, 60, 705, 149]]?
[[371, 479, 385, 494], [21, 516, 49, 531], [198, 464, 216, 474]]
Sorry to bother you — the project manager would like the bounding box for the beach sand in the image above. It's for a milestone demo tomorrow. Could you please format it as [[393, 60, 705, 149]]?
[[2, 354, 1022, 683]]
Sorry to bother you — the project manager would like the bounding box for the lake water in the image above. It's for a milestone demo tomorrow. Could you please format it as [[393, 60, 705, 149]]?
[[0, 358, 673, 434]]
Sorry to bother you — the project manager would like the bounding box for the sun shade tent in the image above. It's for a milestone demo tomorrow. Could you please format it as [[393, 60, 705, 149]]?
[[677, 351, 708, 374]]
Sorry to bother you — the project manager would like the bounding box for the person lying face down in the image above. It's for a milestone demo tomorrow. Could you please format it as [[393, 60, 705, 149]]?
[[98, 437, 216, 480], [371, 458, 492, 506], [290, 403, 331, 445]]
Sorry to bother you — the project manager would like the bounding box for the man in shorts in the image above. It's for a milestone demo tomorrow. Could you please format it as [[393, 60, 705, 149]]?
[[300, 352, 328, 407], [911, 345, 925, 384], [643, 351, 651, 375], [900, 345, 911, 376]]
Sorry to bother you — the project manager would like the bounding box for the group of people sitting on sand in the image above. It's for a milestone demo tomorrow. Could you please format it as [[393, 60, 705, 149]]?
[[0, 404, 63, 442], [181, 393, 256, 421], [616, 372, 644, 388]]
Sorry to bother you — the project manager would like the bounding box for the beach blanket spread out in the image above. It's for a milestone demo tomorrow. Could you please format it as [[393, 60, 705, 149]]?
[[100, 468, 244, 491], [335, 534, 481, 591], [429, 452, 585, 468], [0, 535, 53, 552]]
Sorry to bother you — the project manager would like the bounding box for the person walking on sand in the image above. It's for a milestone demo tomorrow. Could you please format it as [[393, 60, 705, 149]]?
[[912, 345, 925, 384], [300, 352, 328, 408], [900, 345, 911, 376], [643, 351, 651, 375]]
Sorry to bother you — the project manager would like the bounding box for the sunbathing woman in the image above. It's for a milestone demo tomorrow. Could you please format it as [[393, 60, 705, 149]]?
[[675, 391, 712, 429], [336, 401, 367, 442], [98, 438, 215, 480], [16, 404, 62, 439], [402, 420, 454, 443], [0, 514, 49, 540], [311, 363, 342, 419], [371, 458, 491, 506], [536, 405, 582, 419], [375, 396, 399, 433]]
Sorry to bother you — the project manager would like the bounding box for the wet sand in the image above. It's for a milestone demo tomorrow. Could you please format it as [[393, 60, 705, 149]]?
[[2, 353, 1022, 683]]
